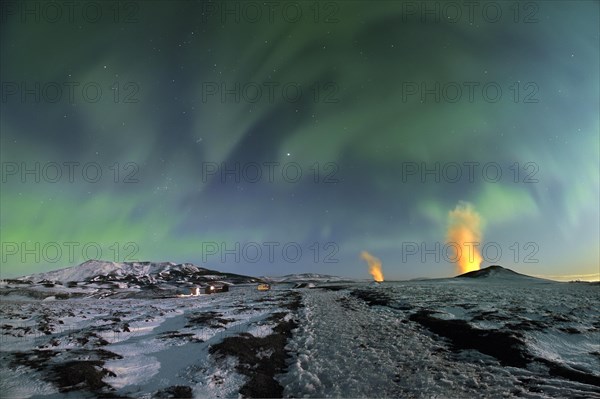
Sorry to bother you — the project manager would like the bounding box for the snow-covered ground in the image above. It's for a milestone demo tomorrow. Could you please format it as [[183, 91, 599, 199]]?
[[283, 280, 600, 398], [1, 280, 599, 398]]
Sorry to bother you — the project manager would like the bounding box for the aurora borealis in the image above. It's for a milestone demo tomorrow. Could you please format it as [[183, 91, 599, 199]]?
[[0, 1, 598, 280]]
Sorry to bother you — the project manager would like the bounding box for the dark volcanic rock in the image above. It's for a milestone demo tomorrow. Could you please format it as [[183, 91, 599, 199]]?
[[10, 349, 122, 394], [410, 310, 600, 388], [155, 385, 193, 398], [409, 309, 531, 367], [351, 289, 393, 307], [209, 292, 301, 398]]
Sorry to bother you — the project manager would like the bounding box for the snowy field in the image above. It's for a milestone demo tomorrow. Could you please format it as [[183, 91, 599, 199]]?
[[1, 280, 599, 398]]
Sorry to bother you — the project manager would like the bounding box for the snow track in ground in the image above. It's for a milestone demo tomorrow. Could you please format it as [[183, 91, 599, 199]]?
[[282, 288, 522, 398]]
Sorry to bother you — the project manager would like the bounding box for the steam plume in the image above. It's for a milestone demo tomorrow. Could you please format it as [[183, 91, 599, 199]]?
[[446, 201, 483, 274], [361, 251, 384, 282]]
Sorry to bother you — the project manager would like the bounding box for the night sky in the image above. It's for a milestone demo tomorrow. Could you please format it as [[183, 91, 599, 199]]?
[[1, 1, 598, 280]]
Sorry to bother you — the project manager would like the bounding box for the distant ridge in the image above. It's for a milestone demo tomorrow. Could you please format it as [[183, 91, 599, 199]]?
[[18, 259, 259, 285], [456, 265, 551, 281], [264, 273, 346, 283]]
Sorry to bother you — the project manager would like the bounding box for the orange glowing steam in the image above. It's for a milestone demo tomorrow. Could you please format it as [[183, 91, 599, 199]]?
[[446, 202, 483, 274], [361, 251, 384, 282]]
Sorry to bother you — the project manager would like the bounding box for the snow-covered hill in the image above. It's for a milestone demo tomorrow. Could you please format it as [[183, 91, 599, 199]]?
[[18, 260, 258, 285], [0, 260, 262, 300], [20, 260, 182, 282]]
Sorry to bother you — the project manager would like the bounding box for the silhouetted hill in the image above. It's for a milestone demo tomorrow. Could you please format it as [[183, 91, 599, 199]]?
[[456, 265, 550, 282]]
